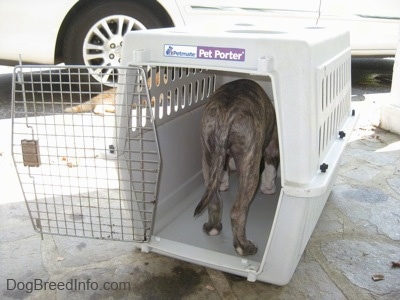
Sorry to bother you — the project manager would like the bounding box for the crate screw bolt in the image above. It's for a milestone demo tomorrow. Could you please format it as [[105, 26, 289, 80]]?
[[320, 163, 329, 173]]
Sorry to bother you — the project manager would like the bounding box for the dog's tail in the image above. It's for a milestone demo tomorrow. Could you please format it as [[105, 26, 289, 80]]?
[[194, 124, 229, 217]]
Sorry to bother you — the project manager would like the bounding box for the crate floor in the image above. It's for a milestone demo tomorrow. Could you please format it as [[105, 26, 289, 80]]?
[[154, 174, 281, 263]]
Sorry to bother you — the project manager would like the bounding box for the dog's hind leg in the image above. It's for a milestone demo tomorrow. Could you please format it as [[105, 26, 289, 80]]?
[[230, 152, 261, 256], [198, 144, 223, 236], [203, 193, 223, 236], [260, 126, 280, 195], [219, 155, 230, 191]]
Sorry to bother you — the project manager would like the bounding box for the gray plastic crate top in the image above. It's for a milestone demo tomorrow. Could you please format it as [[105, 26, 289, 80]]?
[[114, 26, 357, 285], [122, 24, 349, 72], [121, 25, 354, 195]]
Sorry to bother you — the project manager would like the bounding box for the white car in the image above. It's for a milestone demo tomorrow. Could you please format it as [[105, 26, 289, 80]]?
[[0, 0, 399, 84]]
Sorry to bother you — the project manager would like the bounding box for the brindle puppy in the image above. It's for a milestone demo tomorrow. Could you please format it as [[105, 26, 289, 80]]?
[[194, 79, 279, 256]]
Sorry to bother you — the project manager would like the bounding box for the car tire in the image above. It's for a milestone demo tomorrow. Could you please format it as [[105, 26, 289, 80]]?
[[63, 0, 166, 86]]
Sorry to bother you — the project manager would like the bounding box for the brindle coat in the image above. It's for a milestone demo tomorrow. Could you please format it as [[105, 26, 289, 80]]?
[[194, 79, 279, 256]]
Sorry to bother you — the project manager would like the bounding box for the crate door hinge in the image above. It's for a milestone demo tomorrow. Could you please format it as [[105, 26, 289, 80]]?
[[21, 139, 41, 167]]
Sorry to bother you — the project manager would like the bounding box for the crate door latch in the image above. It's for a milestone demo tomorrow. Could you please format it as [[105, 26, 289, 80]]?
[[21, 139, 41, 167]]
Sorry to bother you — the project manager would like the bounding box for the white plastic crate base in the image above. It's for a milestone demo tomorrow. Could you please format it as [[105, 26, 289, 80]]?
[[116, 25, 358, 285]]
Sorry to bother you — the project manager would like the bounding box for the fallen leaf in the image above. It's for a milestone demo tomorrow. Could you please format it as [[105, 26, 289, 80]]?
[[371, 274, 385, 282], [66, 158, 79, 167], [391, 261, 400, 268]]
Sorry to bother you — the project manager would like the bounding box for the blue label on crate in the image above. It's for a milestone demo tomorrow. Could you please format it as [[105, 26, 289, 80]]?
[[164, 45, 245, 62]]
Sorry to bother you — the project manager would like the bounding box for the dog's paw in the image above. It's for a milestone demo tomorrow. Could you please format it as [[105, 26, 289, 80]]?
[[234, 240, 258, 256], [203, 222, 222, 236], [260, 185, 276, 195], [219, 182, 230, 191], [219, 171, 230, 191]]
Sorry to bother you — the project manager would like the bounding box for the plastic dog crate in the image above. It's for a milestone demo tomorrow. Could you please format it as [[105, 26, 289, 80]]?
[[11, 25, 357, 285], [115, 25, 357, 285]]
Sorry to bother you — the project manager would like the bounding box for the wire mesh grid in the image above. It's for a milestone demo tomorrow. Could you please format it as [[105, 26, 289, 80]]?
[[11, 65, 160, 241]]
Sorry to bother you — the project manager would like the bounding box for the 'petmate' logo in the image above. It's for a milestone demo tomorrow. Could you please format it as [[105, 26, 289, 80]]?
[[164, 44, 245, 62], [164, 45, 197, 58]]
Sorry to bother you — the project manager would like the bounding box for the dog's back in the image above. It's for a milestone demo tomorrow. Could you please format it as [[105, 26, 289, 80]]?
[[201, 79, 275, 153]]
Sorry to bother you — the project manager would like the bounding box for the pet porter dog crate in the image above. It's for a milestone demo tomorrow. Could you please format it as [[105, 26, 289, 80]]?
[[11, 25, 357, 285], [116, 25, 357, 285]]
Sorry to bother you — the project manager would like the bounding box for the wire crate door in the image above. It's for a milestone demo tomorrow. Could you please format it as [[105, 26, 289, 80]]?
[[11, 65, 160, 242]]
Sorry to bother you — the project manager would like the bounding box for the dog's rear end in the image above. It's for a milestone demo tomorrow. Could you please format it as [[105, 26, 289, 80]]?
[[194, 79, 279, 256]]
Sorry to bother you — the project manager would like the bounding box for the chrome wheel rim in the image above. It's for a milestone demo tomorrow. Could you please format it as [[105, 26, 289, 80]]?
[[83, 15, 147, 86]]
